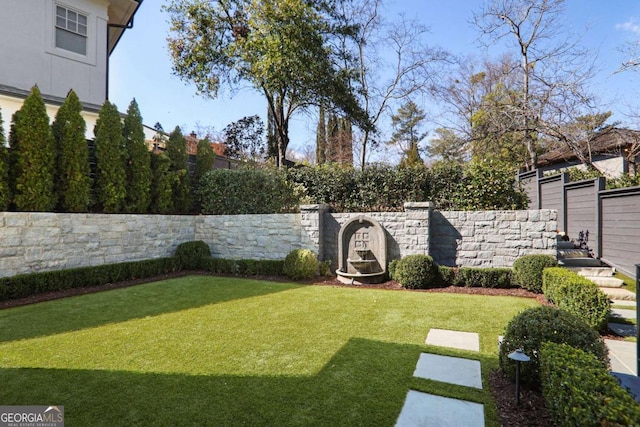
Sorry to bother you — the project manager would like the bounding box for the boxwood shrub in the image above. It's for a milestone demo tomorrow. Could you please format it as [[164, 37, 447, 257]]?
[[540, 342, 640, 426], [512, 254, 558, 293], [174, 240, 211, 270], [393, 255, 439, 289], [283, 249, 318, 280], [454, 267, 514, 288], [543, 267, 611, 332], [499, 306, 607, 387]]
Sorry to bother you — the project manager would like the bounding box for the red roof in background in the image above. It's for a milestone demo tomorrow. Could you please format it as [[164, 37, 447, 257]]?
[[185, 132, 226, 156]]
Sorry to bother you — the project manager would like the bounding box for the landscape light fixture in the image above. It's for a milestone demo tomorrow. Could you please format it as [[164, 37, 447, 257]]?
[[508, 349, 530, 406]]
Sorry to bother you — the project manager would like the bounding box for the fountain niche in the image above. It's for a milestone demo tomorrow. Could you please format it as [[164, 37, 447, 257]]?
[[335, 215, 387, 284]]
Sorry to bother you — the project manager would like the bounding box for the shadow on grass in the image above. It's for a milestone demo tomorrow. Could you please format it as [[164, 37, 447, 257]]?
[[0, 338, 424, 426], [0, 276, 300, 343]]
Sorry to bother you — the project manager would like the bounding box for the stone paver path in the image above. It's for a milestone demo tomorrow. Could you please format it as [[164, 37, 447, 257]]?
[[395, 391, 485, 427], [426, 328, 480, 352], [413, 353, 483, 389], [396, 329, 485, 426]]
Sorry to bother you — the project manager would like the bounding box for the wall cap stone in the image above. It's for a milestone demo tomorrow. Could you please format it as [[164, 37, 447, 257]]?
[[403, 202, 433, 211]]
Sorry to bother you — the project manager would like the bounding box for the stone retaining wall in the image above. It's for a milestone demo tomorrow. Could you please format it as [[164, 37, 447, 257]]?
[[0, 205, 558, 278]]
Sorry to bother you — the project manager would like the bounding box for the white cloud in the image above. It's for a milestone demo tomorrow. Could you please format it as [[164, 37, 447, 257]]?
[[615, 19, 640, 34]]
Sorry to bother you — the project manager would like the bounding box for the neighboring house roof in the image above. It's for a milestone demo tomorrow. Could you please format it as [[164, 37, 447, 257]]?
[[107, 0, 143, 55], [537, 127, 640, 167]]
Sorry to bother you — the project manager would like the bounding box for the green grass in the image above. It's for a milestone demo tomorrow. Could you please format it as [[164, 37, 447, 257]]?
[[614, 271, 637, 295], [0, 276, 538, 426]]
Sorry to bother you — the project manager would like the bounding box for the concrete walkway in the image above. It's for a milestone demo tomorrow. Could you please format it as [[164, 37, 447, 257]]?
[[396, 329, 485, 426]]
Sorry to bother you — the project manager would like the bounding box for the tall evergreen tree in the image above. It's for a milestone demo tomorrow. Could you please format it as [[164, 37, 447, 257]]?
[[94, 101, 126, 213], [123, 99, 152, 213], [11, 86, 57, 211], [389, 100, 427, 167], [316, 106, 327, 164], [150, 153, 174, 214], [166, 126, 191, 213], [0, 109, 10, 211], [52, 90, 91, 212], [195, 137, 215, 183]]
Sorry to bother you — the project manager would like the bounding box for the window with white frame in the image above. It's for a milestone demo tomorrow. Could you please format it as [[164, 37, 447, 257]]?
[[55, 5, 88, 55]]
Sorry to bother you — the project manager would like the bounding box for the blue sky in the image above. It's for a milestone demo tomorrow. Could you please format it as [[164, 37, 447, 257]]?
[[108, 0, 640, 161]]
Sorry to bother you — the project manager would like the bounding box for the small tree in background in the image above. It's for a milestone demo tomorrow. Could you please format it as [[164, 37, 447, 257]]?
[[52, 90, 91, 212], [388, 100, 427, 168], [123, 99, 152, 213], [0, 109, 10, 211], [195, 137, 215, 182], [150, 153, 174, 214], [11, 86, 57, 211], [166, 126, 191, 213], [94, 101, 126, 213]]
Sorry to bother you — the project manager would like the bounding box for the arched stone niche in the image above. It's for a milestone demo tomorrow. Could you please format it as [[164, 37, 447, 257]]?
[[336, 215, 387, 284]]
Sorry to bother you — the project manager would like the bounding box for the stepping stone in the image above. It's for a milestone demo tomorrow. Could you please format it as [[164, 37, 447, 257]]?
[[608, 322, 637, 338], [611, 308, 637, 320], [413, 353, 483, 389], [426, 329, 480, 352], [601, 287, 636, 301], [395, 390, 485, 427], [612, 300, 637, 308], [606, 339, 638, 376]]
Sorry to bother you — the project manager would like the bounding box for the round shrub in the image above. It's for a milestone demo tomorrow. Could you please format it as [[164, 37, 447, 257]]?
[[175, 240, 211, 270], [283, 249, 319, 280], [387, 259, 399, 280], [394, 255, 439, 289], [513, 254, 558, 293], [499, 306, 607, 388]]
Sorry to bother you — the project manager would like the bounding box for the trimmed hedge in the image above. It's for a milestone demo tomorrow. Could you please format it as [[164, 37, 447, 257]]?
[[499, 306, 608, 387], [453, 267, 514, 288], [175, 240, 211, 270], [393, 255, 439, 289], [512, 254, 558, 293], [540, 342, 640, 426], [0, 258, 177, 301], [543, 267, 610, 332]]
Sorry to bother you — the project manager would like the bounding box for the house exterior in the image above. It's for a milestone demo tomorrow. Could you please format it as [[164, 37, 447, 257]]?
[[535, 128, 640, 178], [0, 0, 141, 140]]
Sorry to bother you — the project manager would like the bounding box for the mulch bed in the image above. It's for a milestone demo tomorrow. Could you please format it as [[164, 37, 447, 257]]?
[[0, 273, 603, 426]]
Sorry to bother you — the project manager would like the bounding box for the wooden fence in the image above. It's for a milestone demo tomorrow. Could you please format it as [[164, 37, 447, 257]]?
[[520, 170, 640, 277]]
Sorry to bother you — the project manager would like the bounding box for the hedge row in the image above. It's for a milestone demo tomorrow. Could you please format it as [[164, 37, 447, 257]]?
[[0, 255, 285, 302], [390, 255, 515, 289], [542, 267, 610, 332], [540, 342, 640, 426], [0, 258, 178, 301]]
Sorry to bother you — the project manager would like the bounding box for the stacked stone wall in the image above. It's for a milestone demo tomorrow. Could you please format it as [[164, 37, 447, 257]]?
[[430, 210, 557, 267], [0, 205, 558, 278]]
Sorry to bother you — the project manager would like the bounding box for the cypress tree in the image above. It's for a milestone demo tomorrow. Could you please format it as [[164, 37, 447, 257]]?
[[12, 86, 56, 211], [316, 105, 327, 164], [93, 101, 126, 213], [52, 90, 91, 212], [0, 109, 10, 211], [123, 99, 152, 213], [195, 137, 215, 182], [150, 153, 174, 214], [166, 126, 191, 213]]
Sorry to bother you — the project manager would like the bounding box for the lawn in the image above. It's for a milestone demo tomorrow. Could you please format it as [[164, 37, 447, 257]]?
[[0, 276, 538, 426]]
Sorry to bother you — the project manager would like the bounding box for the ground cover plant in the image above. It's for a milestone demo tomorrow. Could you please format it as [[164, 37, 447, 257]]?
[[0, 276, 538, 426]]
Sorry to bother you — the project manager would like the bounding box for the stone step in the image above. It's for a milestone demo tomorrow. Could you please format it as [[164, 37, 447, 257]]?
[[602, 287, 637, 301], [558, 248, 590, 259], [611, 308, 637, 320], [558, 257, 604, 267], [557, 241, 575, 250], [568, 266, 614, 277], [612, 299, 637, 308], [587, 276, 625, 288]]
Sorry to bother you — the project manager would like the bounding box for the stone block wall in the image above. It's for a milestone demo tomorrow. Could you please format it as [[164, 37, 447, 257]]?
[[0, 205, 558, 278], [0, 213, 195, 278], [430, 210, 557, 267]]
